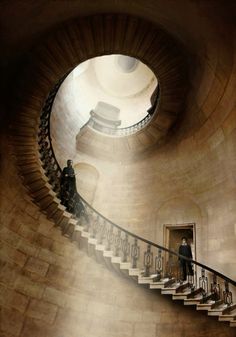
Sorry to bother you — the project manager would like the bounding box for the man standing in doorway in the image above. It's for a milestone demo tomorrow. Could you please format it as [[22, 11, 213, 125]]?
[[178, 237, 194, 281]]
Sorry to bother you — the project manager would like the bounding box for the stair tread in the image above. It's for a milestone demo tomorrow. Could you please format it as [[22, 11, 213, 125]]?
[[219, 309, 236, 317], [129, 268, 142, 276], [74, 225, 83, 231], [208, 303, 229, 312], [103, 250, 113, 257], [111, 256, 121, 263], [162, 281, 187, 290], [88, 237, 97, 243], [230, 320, 236, 327], [152, 278, 170, 285], [173, 289, 192, 295], [197, 300, 216, 306], [95, 244, 106, 252]]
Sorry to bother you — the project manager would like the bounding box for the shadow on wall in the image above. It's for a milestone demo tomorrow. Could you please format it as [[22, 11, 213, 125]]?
[[74, 162, 99, 205]]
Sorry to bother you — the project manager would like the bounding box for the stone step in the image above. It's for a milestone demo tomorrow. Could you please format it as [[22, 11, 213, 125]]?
[[218, 310, 236, 322], [103, 250, 113, 258], [128, 268, 142, 277], [162, 281, 190, 295], [94, 244, 106, 264], [172, 289, 192, 300], [196, 299, 218, 311], [103, 250, 119, 272], [63, 217, 77, 232], [162, 278, 176, 288], [208, 303, 229, 316], [184, 289, 205, 305], [72, 225, 83, 242], [230, 320, 236, 327], [149, 279, 169, 290], [111, 256, 122, 264], [95, 243, 106, 251], [217, 304, 236, 321], [87, 237, 97, 257], [119, 262, 131, 270], [88, 237, 98, 245], [138, 274, 158, 284]]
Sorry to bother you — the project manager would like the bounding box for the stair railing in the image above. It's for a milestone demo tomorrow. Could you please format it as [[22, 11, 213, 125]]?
[[38, 78, 236, 307], [82, 112, 152, 136], [80, 85, 160, 137]]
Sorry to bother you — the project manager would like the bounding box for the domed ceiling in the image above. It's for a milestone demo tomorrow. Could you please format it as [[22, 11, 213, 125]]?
[[52, 54, 157, 131]]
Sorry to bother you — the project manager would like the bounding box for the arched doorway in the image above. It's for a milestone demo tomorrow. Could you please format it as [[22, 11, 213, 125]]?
[[74, 162, 99, 204]]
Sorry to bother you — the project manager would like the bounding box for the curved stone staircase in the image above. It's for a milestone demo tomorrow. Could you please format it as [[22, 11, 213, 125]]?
[[63, 218, 236, 328], [11, 104, 236, 329], [9, 14, 236, 327]]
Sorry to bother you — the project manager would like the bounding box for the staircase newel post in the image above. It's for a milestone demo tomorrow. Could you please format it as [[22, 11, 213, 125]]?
[[143, 244, 153, 277], [83, 206, 91, 232], [199, 268, 208, 303], [91, 214, 99, 238], [121, 233, 130, 262], [131, 238, 140, 268], [114, 229, 122, 257], [106, 224, 114, 251], [187, 271, 195, 292], [223, 280, 233, 306], [210, 274, 221, 301], [97, 219, 106, 245], [154, 248, 163, 281], [165, 253, 174, 279]]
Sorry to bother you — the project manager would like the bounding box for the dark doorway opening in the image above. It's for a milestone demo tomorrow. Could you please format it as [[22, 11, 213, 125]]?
[[163, 223, 196, 279]]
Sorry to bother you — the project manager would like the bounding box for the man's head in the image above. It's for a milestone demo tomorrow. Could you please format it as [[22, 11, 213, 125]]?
[[181, 237, 187, 244], [67, 159, 73, 167]]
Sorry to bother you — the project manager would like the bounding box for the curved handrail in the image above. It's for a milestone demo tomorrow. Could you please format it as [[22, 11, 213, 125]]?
[[85, 112, 152, 137], [81, 86, 160, 137], [77, 192, 236, 286], [38, 77, 236, 303]]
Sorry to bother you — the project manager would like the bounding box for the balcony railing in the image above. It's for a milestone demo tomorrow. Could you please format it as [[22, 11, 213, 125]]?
[[83, 113, 152, 137], [80, 86, 160, 137]]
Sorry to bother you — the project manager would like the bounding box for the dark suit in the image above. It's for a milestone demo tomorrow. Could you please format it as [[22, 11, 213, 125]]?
[[179, 244, 193, 281], [60, 166, 76, 211]]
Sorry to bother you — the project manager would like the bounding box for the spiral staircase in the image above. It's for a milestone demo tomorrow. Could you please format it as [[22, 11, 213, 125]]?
[[10, 78, 236, 329]]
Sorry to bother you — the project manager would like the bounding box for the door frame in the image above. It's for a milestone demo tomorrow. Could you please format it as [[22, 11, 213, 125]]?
[[163, 222, 196, 259], [163, 223, 196, 277]]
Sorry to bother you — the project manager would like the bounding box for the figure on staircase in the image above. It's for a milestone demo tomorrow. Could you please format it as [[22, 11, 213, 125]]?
[[60, 159, 77, 213], [60, 160, 88, 220], [178, 237, 194, 281]]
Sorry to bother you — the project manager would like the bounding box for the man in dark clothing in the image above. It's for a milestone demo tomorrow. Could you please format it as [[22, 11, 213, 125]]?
[[60, 159, 77, 212], [178, 237, 194, 281]]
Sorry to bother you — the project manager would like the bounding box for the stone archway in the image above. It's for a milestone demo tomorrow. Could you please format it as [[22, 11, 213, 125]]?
[[74, 162, 99, 205]]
